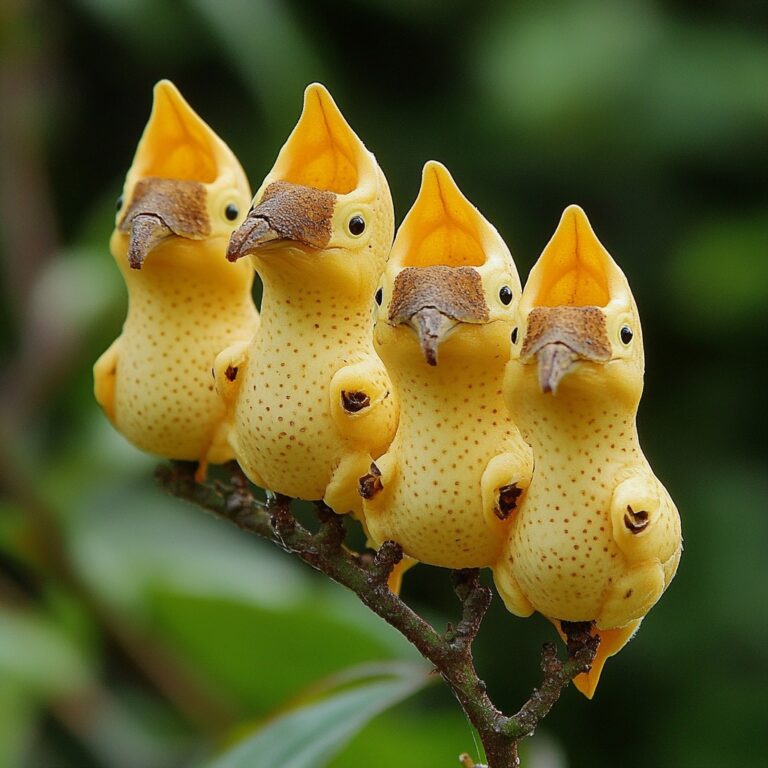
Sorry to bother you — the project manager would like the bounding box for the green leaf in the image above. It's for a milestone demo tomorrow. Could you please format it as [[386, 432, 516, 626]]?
[[70, 485, 416, 710], [0, 608, 92, 698], [206, 664, 431, 768], [146, 587, 418, 712], [70, 486, 309, 615], [0, 681, 37, 768], [332, 708, 476, 768]]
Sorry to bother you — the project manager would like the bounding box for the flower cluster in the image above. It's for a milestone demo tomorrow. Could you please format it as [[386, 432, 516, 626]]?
[[95, 80, 681, 698]]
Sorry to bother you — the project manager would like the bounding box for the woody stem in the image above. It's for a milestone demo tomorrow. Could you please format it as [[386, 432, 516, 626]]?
[[157, 462, 598, 768]]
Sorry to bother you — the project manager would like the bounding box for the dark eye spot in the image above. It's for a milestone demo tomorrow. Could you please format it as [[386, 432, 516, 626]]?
[[349, 215, 365, 236], [511, 327, 518, 344], [116, 194, 123, 212], [374, 287, 383, 306], [499, 286, 513, 305], [225, 203, 239, 221], [620, 326, 633, 344]]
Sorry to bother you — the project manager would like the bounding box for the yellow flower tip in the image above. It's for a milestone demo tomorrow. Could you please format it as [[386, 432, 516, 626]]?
[[417, 159, 474, 224], [302, 81, 338, 118], [270, 82, 371, 195], [420, 159, 454, 195], [572, 669, 599, 700], [394, 161, 499, 269], [134, 79, 220, 183], [560, 202, 589, 227], [529, 204, 621, 308], [551, 619, 642, 699], [152, 78, 183, 104], [553, 203, 605, 262], [301, 82, 347, 141], [123, 79, 249, 201]]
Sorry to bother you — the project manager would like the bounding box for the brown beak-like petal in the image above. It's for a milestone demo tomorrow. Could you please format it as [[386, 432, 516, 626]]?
[[408, 307, 457, 366], [521, 306, 612, 394], [226, 217, 280, 262], [127, 213, 173, 270], [536, 342, 579, 395], [119, 178, 211, 269], [227, 181, 336, 262]]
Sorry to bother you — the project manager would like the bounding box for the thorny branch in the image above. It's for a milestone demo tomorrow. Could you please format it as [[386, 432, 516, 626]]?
[[157, 462, 599, 768]]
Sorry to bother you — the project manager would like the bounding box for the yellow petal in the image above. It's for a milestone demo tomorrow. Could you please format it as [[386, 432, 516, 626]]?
[[552, 618, 641, 699], [531, 205, 614, 308], [394, 161, 492, 268], [269, 83, 371, 195], [132, 80, 223, 182]]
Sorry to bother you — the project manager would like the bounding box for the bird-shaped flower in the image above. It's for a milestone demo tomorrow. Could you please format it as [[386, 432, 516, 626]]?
[[93, 80, 258, 478], [492, 205, 682, 697], [218, 83, 397, 517], [360, 162, 533, 569]]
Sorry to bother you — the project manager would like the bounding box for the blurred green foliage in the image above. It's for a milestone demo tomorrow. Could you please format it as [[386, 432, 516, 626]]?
[[1, 0, 766, 766]]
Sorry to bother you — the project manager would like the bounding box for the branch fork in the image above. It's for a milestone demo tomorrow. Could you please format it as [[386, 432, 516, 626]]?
[[156, 462, 598, 768]]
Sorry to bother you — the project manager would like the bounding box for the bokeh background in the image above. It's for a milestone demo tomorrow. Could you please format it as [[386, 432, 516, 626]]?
[[1, 0, 767, 766]]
